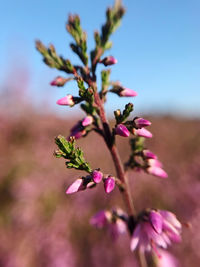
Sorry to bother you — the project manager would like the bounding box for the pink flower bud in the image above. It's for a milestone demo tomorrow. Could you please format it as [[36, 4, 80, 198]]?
[[92, 170, 103, 183], [115, 124, 130, 137], [149, 210, 163, 234], [143, 149, 158, 159], [66, 178, 84, 194], [56, 95, 74, 106], [100, 56, 118, 66], [90, 210, 111, 228], [104, 176, 115, 193], [50, 76, 67, 86], [119, 88, 138, 97], [134, 117, 151, 128], [82, 116, 93, 127], [147, 166, 168, 178], [133, 128, 153, 138], [70, 129, 86, 140], [148, 159, 163, 168]]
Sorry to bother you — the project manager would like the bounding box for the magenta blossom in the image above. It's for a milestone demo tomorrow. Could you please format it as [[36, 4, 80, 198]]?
[[119, 88, 138, 97], [100, 56, 118, 66], [143, 149, 158, 160], [130, 209, 182, 253], [146, 159, 168, 178], [50, 76, 68, 86], [115, 124, 130, 137], [92, 169, 103, 183], [90, 208, 128, 240], [56, 95, 74, 106], [134, 117, 151, 128], [82, 115, 93, 127], [133, 128, 153, 138], [104, 176, 115, 193], [66, 178, 84, 194]]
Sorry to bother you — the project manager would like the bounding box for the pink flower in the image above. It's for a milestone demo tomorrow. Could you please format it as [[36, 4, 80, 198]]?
[[56, 95, 74, 106], [147, 166, 168, 179], [90, 210, 111, 228], [66, 178, 84, 194], [156, 249, 179, 267], [133, 128, 153, 138], [100, 56, 118, 66], [119, 88, 138, 97], [115, 124, 130, 137], [92, 169, 103, 183], [90, 208, 128, 240], [143, 149, 158, 159], [130, 209, 181, 252], [134, 117, 151, 128], [50, 76, 67, 86], [82, 116, 93, 127], [104, 176, 115, 193]]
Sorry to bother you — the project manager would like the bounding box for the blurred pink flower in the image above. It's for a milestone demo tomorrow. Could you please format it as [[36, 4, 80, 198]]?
[[133, 128, 153, 138], [134, 117, 151, 128], [56, 95, 74, 106], [100, 56, 118, 66], [130, 209, 181, 252], [119, 88, 138, 97]]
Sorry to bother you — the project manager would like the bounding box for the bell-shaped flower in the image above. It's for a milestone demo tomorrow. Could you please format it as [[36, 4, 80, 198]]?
[[81, 115, 93, 127], [56, 95, 74, 106], [90, 208, 128, 240], [134, 117, 151, 128], [143, 149, 158, 159], [104, 176, 115, 193], [115, 124, 130, 137], [119, 88, 138, 97], [66, 178, 85, 194], [133, 128, 153, 138], [92, 169, 103, 184]]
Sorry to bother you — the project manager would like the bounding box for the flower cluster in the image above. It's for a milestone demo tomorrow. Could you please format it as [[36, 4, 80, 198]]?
[[130, 209, 182, 252], [66, 169, 116, 195]]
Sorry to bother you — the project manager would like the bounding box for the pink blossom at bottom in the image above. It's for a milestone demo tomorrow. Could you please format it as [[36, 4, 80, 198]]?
[[130, 209, 181, 252]]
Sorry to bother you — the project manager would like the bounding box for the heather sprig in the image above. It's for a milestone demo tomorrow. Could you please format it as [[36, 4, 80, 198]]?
[[36, 0, 182, 265]]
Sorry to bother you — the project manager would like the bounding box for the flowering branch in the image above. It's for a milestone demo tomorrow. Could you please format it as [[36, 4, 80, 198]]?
[[36, 0, 182, 265]]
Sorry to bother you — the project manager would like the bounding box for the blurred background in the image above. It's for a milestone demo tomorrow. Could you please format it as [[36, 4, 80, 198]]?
[[0, 0, 200, 266]]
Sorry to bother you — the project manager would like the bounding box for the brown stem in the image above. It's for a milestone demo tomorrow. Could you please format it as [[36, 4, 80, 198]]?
[[93, 90, 136, 217]]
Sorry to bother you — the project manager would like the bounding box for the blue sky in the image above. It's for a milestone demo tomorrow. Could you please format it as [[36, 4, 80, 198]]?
[[1, 0, 200, 117]]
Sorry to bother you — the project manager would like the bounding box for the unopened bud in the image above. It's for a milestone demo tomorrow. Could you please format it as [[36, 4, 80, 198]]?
[[82, 116, 93, 127], [119, 88, 137, 97], [147, 166, 168, 178], [66, 178, 85, 194], [133, 128, 152, 138], [92, 169, 103, 183], [100, 56, 118, 66], [143, 149, 157, 159], [115, 124, 130, 137], [147, 159, 163, 168], [104, 176, 115, 193], [50, 76, 68, 87], [134, 117, 151, 128], [56, 95, 74, 106]]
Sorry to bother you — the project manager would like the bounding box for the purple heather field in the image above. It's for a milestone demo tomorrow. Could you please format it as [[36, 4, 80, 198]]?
[[0, 83, 200, 267]]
